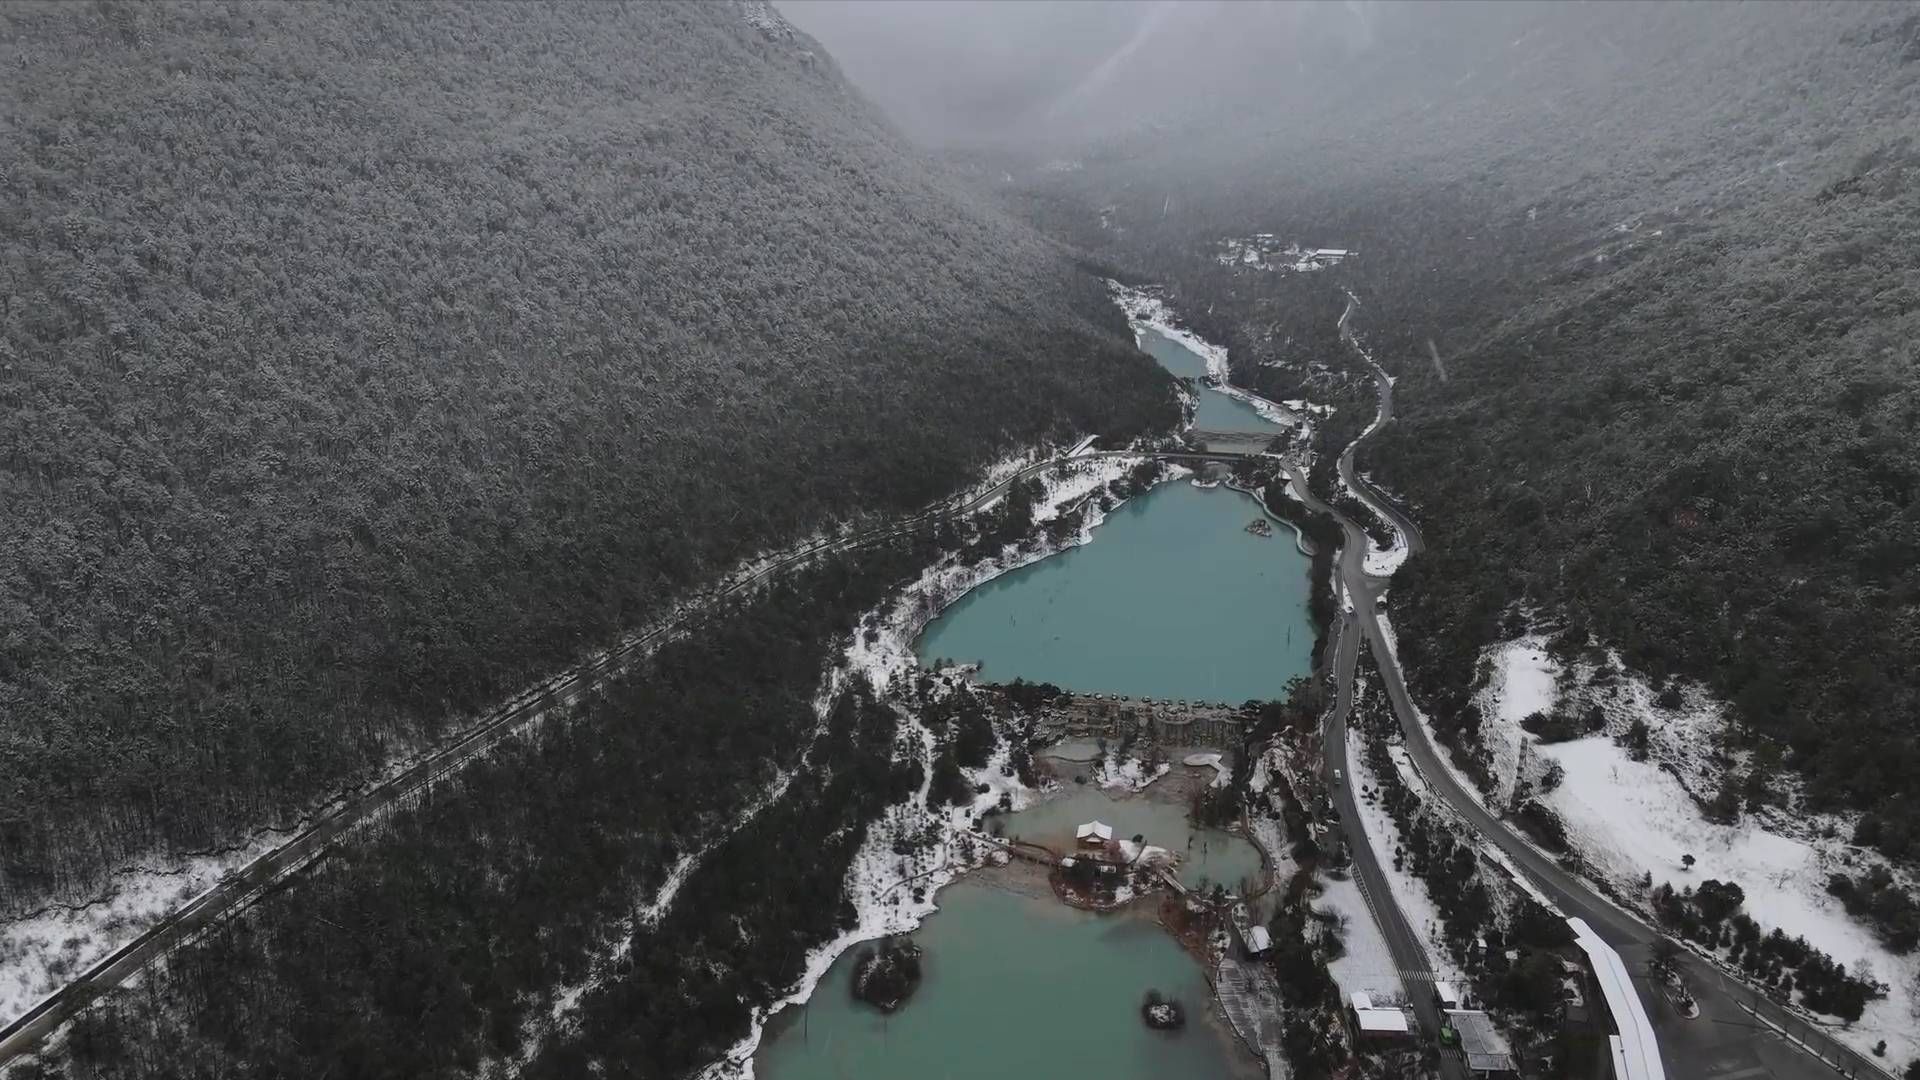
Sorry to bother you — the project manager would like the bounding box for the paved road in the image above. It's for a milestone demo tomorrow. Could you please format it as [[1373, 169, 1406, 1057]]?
[[1334, 294, 1424, 557], [1320, 608, 1470, 1080], [1314, 299, 1889, 1080]]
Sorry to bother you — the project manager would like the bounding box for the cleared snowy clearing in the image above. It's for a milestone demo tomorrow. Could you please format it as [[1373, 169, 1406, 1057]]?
[[1469, 634, 1920, 1061], [1543, 734, 1920, 1062], [0, 836, 281, 1026], [1315, 874, 1404, 1003]]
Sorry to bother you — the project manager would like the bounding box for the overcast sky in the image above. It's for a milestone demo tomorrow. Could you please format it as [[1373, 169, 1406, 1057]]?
[[777, 0, 1162, 146]]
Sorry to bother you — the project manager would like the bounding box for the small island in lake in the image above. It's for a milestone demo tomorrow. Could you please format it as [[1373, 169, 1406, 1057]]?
[[851, 935, 924, 1013], [1141, 989, 1186, 1030], [1243, 518, 1273, 537]]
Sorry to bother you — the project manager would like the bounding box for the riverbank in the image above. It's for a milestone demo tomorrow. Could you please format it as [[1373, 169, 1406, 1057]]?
[[1110, 282, 1305, 434]]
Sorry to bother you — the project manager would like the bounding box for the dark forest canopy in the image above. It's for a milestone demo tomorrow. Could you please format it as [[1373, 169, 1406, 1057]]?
[[0, 0, 1178, 904]]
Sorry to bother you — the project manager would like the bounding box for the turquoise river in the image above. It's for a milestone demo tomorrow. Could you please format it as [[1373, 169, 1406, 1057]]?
[[1137, 325, 1283, 435]]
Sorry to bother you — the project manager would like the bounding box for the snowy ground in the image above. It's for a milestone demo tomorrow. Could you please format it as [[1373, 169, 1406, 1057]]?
[[1345, 730, 1469, 988], [1096, 755, 1175, 792], [1316, 874, 1405, 1004], [1468, 634, 1920, 1061], [0, 835, 282, 1026], [1543, 732, 1920, 1061], [1474, 634, 1560, 807]]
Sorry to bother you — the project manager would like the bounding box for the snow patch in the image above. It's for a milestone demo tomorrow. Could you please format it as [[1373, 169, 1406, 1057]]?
[[1461, 632, 1920, 1060], [1542, 734, 1920, 1062], [1184, 752, 1231, 788], [1316, 874, 1404, 1003], [0, 836, 282, 1027], [1096, 755, 1174, 793], [1345, 729, 1468, 988]]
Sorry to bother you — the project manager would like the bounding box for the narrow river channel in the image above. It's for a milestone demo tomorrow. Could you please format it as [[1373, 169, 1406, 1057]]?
[[1136, 326, 1285, 441]]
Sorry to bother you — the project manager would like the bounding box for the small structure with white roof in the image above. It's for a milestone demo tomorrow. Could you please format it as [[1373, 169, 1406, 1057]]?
[[1075, 820, 1114, 846], [1349, 992, 1412, 1041]]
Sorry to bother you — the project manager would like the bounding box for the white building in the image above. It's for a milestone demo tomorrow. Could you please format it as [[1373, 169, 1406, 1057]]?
[[1245, 925, 1272, 955], [1349, 992, 1412, 1041], [1075, 820, 1114, 845]]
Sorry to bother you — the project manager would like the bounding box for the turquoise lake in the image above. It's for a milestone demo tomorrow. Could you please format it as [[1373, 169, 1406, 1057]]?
[[754, 879, 1255, 1080], [915, 482, 1316, 705]]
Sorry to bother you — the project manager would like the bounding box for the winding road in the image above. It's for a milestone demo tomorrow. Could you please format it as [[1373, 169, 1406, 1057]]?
[[1310, 295, 1890, 1080]]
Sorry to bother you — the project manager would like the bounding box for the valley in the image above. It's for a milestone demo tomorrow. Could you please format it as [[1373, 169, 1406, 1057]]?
[[8, 3, 1919, 1079]]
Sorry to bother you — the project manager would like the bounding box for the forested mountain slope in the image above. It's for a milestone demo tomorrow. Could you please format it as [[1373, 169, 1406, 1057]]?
[[1007, 1, 1920, 854], [0, 0, 1175, 905]]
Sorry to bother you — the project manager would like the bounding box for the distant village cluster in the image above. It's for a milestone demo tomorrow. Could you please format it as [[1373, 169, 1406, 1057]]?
[[1216, 235, 1356, 273]]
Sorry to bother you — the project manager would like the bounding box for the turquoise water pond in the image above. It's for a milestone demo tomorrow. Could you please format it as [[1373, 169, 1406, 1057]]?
[[915, 482, 1315, 705]]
